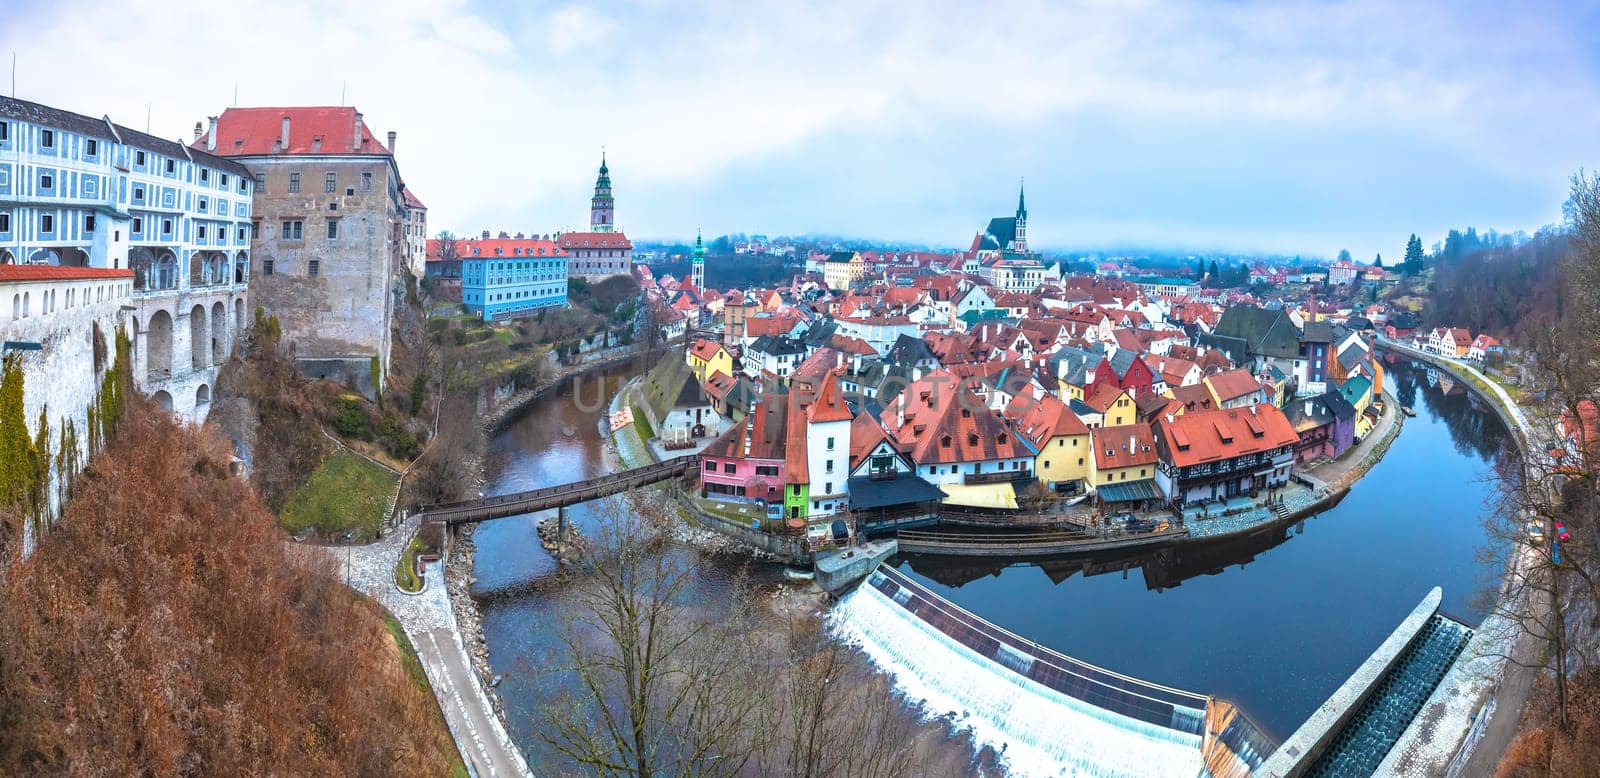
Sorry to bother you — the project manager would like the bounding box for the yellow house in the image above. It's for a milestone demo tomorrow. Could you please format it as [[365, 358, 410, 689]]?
[[1004, 389, 1092, 494], [1084, 383, 1137, 428], [686, 338, 733, 385], [1088, 424, 1159, 487], [821, 251, 865, 291]]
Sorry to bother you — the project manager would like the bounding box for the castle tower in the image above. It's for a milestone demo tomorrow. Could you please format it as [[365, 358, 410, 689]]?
[[589, 153, 615, 233], [692, 229, 705, 291], [1013, 179, 1028, 252]]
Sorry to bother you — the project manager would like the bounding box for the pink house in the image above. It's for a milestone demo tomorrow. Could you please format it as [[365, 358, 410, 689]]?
[[699, 393, 789, 504]]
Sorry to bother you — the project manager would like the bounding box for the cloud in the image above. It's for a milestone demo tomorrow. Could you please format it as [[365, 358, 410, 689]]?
[[2, 0, 1595, 258]]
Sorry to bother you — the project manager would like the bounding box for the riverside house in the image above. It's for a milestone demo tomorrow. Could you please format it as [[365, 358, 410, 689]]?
[[882, 372, 1036, 509], [1152, 404, 1298, 507]]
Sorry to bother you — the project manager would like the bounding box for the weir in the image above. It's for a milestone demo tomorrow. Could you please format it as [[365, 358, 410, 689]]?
[[828, 564, 1276, 777]]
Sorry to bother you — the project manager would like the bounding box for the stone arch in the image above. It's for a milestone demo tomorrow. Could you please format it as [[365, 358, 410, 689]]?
[[152, 390, 173, 412], [189, 252, 205, 287], [156, 252, 177, 290], [28, 249, 59, 265], [211, 301, 227, 364], [234, 251, 248, 284], [189, 304, 208, 369], [195, 384, 211, 409], [0, 249, 12, 264], [234, 297, 245, 334], [59, 247, 89, 267], [147, 310, 173, 380]]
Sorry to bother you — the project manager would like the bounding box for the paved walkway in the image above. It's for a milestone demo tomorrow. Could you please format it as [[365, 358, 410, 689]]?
[[336, 514, 531, 778], [1372, 340, 1545, 776]]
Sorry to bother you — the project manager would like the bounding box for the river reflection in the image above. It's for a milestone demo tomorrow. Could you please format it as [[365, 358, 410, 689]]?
[[895, 360, 1510, 740]]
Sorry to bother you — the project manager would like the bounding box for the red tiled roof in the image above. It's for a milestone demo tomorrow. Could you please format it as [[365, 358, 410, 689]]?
[[1003, 387, 1089, 450], [1083, 381, 1129, 413], [807, 374, 854, 424], [0, 265, 132, 282], [557, 232, 633, 250], [883, 372, 1030, 465], [427, 237, 565, 261], [1154, 404, 1298, 468], [1169, 383, 1216, 412], [1092, 424, 1158, 470], [784, 391, 810, 481], [198, 106, 391, 157], [689, 338, 725, 361], [403, 189, 426, 210], [1205, 368, 1262, 402], [849, 413, 892, 471]]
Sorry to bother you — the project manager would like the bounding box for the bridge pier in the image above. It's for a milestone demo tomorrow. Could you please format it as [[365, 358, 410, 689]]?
[[557, 505, 569, 545]]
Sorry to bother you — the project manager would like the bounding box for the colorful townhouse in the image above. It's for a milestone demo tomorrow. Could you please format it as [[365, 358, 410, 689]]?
[[882, 372, 1036, 508], [1151, 404, 1298, 507], [1284, 390, 1358, 463], [1205, 368, 1268, 409], [700, 393, 789, 510], [1093, 347, 1158, 398], [799, 375, 856, 519], [1004, 386, 1092, 495], [686, 337, 734, 385], [1088, 424, 1162, 510]]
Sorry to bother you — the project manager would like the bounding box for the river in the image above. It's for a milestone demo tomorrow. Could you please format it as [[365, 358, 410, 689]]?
[[471, 357, 1510, 762]]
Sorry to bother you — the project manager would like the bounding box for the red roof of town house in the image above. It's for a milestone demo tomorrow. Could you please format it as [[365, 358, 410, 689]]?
[[1449, 327, 1472, 344], [883, 372, 1031, 465], [1154, 404, 1298, 468], [1169, 383, 1216, 412], [689, 338, 726, 362], [1472, 334, 1501, 349], [428, 237, 566, 261], [1205, 368, 1263, 403], [557, 232, 634, 250], [807, 373, 854, 424], [784, 391, 810, 482], [703, 393, 788, 461], [703, 370, 739, 404], [403, 189, 426, 210], [849, 412, 893, 470], [828, 333, 878, 357], [791, 348, 842, 393], [1083, 381, 1130, 414], [1092, 424, 1158, 470], [198, 106, 391, 157], [0, 265, 132, 282], [1148, 355, 1200, 387], [1003, 386, 1090, 450]]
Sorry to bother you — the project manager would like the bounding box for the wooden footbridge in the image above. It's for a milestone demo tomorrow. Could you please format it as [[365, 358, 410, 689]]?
[[418, 455, 701, 525]]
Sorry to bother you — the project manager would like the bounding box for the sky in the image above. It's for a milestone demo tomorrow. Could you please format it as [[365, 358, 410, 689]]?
[[4, 0, 1599, 260]]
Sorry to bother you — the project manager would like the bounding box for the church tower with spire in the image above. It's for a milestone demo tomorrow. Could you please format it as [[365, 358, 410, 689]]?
[[691, 229, 706, 291], [590, 153, 615, 233], [1013, 179, 1028, 252]]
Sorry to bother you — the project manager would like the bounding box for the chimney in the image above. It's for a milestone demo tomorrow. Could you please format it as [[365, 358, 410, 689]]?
[[353, 111, 364, 151], [516, 232, 524, 240], [481, 230, 490, 239], [498, 231, 509, 239], [280, 115, 291, 150], [193, 121, 203, 141], [387, 130, 396, 154], [206, 116, 218, 152]]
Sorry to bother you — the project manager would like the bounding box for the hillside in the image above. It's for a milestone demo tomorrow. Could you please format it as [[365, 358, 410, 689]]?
[[0, 403, 458, 775]]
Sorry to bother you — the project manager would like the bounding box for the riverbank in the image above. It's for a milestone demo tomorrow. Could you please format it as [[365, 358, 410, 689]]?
[[1371, 341, 1547, 776]]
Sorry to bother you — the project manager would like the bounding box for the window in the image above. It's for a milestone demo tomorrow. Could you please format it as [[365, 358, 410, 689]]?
[[39, 173, 52, 189], [0, 214, 9, 233], [85, 215, 95, 232], [324, 172, 336, 193], [288, 172, 301, 192], [220, 173, 228, 187], [263, 260, 274, 275], [237, 226, 246, 241], [135, 150, 146, 166], [165, 159, 175, 174], [326, 219, 339, 239], [40, 129, 54, 148], [197, 225, 207, 240], [254, 172, 266, 191], [200, 169, 209, 183], [826, 436, 835, 451], [198, 197, 208, 213], [345, 187, 355, 197], [360, 172, 372, 192], [0, 122, 7, 141], [162, 219, 173, 235], [133, 185, 145, 200], [307, 259, 320, 277], [85, 139, 98, 156], [132, 217, 143, 233], [251, 221, 261, 239], [723, 463, 736, 474], [705, 461, 715, 472], [40, 214, 53, 232], [825, 459, 834, 474], [281, 220, 303, 240]]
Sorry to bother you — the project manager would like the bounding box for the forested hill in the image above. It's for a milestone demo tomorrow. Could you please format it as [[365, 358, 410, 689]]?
[[1421, 226, 1564, 339]]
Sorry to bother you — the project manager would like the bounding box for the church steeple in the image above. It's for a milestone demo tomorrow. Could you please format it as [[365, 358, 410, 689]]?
[[691, 229, 705, 291], [590, 151, 615, 233], [1014, 178, 1028, 252]]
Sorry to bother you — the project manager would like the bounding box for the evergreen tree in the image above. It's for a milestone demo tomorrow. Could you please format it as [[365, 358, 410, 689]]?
[[1195, 258, 1205, 279], [1207, 260, 1220, 280], [1373, 253, 1383, 268], [1403, 234, 1425, 275], [1337, 249, 1352, 263]]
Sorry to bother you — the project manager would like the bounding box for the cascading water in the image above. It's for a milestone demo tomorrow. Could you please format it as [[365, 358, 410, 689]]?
[[827, 577, 1207, 777]]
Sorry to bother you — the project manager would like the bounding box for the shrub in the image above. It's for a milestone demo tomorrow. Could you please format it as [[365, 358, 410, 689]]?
[[332, 396, 372, 440]]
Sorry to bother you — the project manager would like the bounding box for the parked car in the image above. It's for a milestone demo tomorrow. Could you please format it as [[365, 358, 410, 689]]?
[[1527, 521, 1545, 544], [1555, 521, 1571, 543]]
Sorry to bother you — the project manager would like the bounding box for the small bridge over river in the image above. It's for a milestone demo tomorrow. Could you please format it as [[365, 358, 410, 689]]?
[[417, 455, 700, 525]]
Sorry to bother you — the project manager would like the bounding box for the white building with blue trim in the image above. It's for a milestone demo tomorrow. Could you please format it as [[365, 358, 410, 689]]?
[[0, 96, 254, 421]]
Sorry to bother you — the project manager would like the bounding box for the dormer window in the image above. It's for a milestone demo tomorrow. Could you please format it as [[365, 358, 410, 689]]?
[[941, 435, 951, 448]]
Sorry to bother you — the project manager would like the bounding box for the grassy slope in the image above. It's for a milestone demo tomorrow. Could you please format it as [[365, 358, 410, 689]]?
[[279, 449, 398, 540]]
